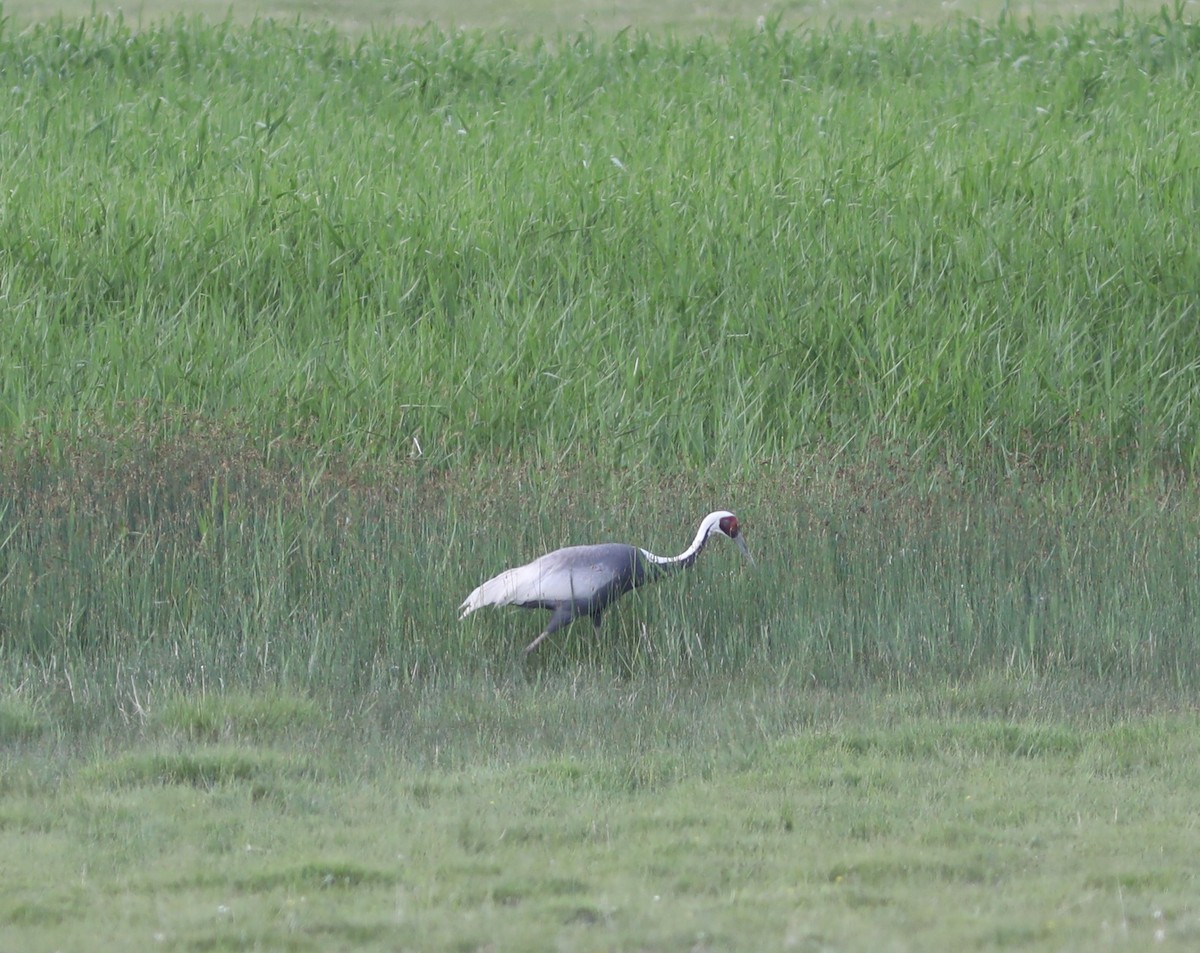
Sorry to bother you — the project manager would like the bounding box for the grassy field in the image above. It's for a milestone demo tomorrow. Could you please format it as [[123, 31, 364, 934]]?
[[3, 0, 1186, 34], [4, 679, 1200, 951], [1, 8, 1199, 471], [2, 6, 1200, 951]]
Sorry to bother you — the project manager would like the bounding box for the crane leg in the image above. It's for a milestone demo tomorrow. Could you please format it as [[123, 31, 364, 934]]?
[[524, 605, 576, 654]]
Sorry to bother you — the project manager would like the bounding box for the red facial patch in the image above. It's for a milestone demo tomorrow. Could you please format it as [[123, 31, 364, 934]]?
[[719, 515, 740, 537]]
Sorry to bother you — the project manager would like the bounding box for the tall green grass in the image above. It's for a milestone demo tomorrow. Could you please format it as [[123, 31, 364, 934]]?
[[0, 10, 1197, 471], [3, 431, 1199, 720]]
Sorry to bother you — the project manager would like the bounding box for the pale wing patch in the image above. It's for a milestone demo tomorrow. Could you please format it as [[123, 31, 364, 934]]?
[[460, 554, 616, 615]]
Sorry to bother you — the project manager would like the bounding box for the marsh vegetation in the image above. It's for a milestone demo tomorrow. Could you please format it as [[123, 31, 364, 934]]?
[[2, 7, 1199, 949]]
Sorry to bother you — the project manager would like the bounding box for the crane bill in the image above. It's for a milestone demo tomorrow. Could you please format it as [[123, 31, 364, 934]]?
[[735, 533, 754, 564]]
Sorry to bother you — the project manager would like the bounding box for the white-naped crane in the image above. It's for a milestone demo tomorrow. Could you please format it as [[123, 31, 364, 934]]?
[[458, 511, 753, 653]]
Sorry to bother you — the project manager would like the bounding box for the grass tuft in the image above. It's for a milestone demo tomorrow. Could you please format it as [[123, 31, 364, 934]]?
[[88, 747, 291, 789], [238, 861, 400, 891], [156, 691, 323, 742], [0, 697, 46, 742]]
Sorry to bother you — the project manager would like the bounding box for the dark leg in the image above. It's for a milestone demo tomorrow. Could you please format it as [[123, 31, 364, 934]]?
[[524, 606, 574, 653]]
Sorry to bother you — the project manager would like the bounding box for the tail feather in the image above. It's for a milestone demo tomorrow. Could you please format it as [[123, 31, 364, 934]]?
[[458, 567, 526, 619]]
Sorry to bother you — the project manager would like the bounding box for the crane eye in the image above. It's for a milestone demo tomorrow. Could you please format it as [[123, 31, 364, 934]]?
[[719, 515, 739, 537]]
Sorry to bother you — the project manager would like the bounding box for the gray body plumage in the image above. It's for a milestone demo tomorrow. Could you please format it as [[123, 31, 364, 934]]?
[[507, 543, 655, 638], [458, 511, 752, 653]]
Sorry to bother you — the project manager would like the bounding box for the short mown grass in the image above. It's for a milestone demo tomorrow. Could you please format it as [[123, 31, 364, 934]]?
[[3, 677, 1200, 951]]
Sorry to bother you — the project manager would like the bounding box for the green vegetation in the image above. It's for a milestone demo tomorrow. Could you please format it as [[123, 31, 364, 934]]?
[[4, 678, 1200, 951], [2, 8, 1200, 951], [2, 8, 1198, 469], [2, 0, 1174, 35], [5, 436, 1200, 689]]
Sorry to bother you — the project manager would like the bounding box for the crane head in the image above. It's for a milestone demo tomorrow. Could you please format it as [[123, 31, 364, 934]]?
[[715, 512, 754, 564]]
